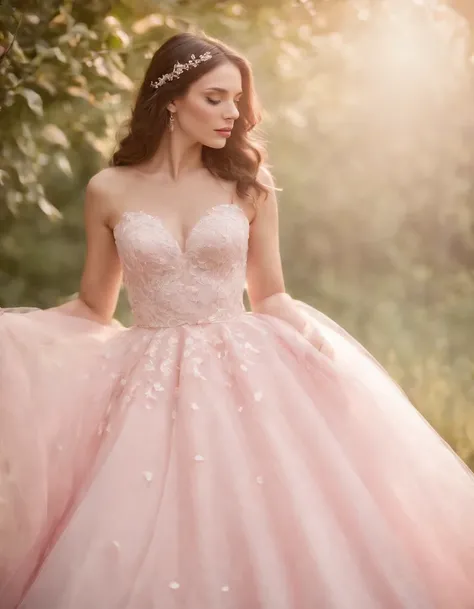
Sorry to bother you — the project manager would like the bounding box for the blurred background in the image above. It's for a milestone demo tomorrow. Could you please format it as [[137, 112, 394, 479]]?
[[0, 0, 473, 467]]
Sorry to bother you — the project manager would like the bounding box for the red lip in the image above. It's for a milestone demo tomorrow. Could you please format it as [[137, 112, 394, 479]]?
[[215, 129, 232, 138]]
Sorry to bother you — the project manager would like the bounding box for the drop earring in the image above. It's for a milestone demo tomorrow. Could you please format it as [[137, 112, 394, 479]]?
[[168, 112, 175, 132]]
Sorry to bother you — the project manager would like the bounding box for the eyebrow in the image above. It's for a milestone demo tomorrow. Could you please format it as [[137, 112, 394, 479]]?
[[204, 87, 243, 95]]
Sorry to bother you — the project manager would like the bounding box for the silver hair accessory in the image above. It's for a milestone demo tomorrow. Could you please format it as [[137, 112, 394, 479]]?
[[150, 51, 213, 89]]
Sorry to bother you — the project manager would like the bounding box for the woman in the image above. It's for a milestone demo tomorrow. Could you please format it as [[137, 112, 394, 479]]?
[[0, 31, 473, 609]]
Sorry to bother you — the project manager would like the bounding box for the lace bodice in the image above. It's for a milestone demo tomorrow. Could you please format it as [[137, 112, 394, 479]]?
[[113, 203, 249, 328]]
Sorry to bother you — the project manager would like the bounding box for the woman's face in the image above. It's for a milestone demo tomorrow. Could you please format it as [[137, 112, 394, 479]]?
[[170, 60, 242, 148]]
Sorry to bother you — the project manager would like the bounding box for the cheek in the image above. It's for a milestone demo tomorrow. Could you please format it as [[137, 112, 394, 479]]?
[[188, 100, 216, 126]]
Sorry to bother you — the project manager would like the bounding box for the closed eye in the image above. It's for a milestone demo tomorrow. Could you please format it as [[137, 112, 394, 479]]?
[[206, 97, 241, 106]]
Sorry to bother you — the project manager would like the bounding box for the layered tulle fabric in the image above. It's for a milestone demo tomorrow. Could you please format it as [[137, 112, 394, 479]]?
[[1, 203, 474, 608], [1, 305, 473, 609]]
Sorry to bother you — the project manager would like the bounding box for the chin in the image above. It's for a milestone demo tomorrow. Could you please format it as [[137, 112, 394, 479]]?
[[203, 131, 229, 147], [203, 137, 227, 149]]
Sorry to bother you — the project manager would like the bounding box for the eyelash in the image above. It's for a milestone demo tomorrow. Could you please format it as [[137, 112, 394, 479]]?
[[206, 97, 240, 106]]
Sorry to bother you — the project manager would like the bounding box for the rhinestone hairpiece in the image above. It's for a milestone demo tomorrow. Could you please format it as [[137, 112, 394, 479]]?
[[150, 51, 213, 89]]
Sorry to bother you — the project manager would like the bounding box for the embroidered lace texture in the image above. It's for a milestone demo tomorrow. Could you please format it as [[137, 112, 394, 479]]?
[[113, 204, 248, 328]]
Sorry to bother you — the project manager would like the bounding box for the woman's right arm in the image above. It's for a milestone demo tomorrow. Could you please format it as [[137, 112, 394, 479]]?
[[52, 171, 123, 325]]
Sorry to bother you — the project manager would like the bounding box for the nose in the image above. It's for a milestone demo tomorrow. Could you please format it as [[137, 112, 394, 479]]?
[[225, 101, 239, 121]]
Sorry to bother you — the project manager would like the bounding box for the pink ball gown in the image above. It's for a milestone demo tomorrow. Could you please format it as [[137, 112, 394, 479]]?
[[0, 201, 473, 609]]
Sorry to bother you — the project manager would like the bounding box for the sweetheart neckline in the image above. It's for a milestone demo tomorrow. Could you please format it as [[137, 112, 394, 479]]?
[[113, 203, 249, 256]]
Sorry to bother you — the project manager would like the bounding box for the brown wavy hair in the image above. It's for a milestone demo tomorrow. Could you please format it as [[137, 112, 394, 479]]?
[[111, 32, 270, 205]]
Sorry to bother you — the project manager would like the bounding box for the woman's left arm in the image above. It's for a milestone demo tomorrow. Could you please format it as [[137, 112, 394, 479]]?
[[247, 166, 334, 358]]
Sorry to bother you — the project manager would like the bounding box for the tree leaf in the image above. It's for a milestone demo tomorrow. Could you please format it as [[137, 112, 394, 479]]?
[[107, 31, 131, 50], [66, 86, 92, 101], [131, 13, 164, 35], [41, 124, 70, 149], [38, 196, 63, 220], [54, 152, 73, 177], [36, 73, 58, 95], [17, 88, 44, 117], [98, 61, 134, 90]]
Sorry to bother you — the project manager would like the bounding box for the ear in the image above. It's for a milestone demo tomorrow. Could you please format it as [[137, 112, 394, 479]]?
[[167, 101, 177, 113]]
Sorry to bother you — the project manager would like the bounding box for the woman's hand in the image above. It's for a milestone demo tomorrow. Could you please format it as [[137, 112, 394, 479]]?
[[302, 321, 335, 360], [251, 292, 336, 360]]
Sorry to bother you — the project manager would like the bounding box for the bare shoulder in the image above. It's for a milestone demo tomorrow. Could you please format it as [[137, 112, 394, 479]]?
[[85, 167, 131, 227], [87, 166, 130, 198], [256, 164, 276, 190], [253, 164, 278, 219]]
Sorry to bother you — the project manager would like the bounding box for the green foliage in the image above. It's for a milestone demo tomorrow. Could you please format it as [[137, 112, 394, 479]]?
[[0, 0, 473, 465]]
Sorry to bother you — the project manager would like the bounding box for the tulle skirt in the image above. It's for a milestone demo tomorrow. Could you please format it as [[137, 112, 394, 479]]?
[[0, 303, 473, 609]]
